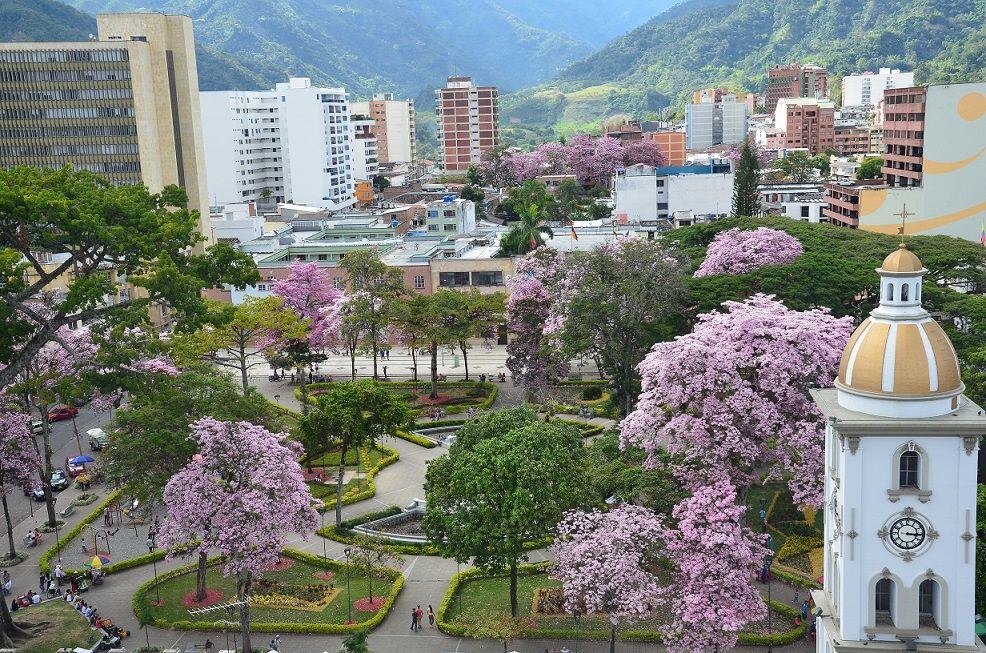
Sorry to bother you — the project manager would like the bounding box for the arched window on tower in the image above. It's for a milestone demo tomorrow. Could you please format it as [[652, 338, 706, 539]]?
[[901, 284, 910, 301], [899, 451, 920, 488], [875, 578, 895, 626], [919, 579, 939, 628], [886, 283, 894, 301]]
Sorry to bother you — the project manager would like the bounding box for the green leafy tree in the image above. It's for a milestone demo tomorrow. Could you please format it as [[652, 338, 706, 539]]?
[[857, 156, 884, 180], [0, 166, 258, 391], [442, 290, 506, 381], [341, 249, 406, 379], [810, 152, 832, 176], [583, 430, 683, 514], [420, 290, 469, 398], [300, 380, 414, 525], [372, 176, 390, 193], [459, 185, 486, 218], [174, 297, 306, 393], [587, 202, 614, 221], [465, 165, 483, 187], [390, 294, 431, 381], [339, 630, 373, 653], [776, 151, 815, 182], [346, 535, 404, 605], [460, 614, 531, 653], [498, 181, 556, 256], [423, 407, 586, 616], [731, 141, 761, 218]]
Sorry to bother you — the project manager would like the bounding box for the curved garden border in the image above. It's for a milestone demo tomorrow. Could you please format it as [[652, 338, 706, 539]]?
[[318, 445, 400, 509], [132, 548, 404, 635], [763, 490, 823, 589], [437, 564, 807, 646]]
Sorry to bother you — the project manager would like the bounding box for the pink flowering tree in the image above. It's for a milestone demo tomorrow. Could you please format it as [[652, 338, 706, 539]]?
[[622, 294, 853, 507], [551, 504, 667, 653], [0, 410, 40, 561], [536, 141, 570, 174], [660, 481, 767, 653], [567, 134, 626, 187], [508, 149, 548, 182], [622, 140, 667, 168], [157, 417, 319, 652], [505, 250, 569, 399], [694, 227, 805, 277]]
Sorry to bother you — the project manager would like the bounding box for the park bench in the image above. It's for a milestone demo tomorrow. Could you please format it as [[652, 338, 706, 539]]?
[[59, 504, 75, 518]]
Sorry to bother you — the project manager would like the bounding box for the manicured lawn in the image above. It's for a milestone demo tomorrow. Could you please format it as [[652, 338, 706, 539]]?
[[308, 445, 389, 469], [15, 598, 100, 653], [447, 572, 798, 638], [138, 557, 391, 626]]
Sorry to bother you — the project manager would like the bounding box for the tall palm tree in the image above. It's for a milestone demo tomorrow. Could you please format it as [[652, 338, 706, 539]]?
[[498, 196, 554, 256]]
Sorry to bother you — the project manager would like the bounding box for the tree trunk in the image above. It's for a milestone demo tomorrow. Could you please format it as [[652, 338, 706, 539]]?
[[609, 623, 617, 653], [2, 493, 16, 560], [299, 379, 309, 418], [509, 562, 518, 617], [238, 569, 253, 653], [71, 414, 83, 457], [429, 341, 439, 399], [238, 344, 250, 394], [196, 551, 208, 602], [372, 336, 379, 380], [350, 346, 357, 380], [39, 410, 57, 527], [0, 591, 28, 648], [336, 442, 348, 526], [459, 342, 469, 381], [410, 347, 418, 382]]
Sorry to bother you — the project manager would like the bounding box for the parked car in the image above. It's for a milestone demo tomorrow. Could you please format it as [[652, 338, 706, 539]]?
[[47, 404, 79, 422], [31, 420, 44, 436], [64, 457, 86, 477], [24, 486, 45, 501], [50, 469, 69, 491], [87, 428, 109, 451]]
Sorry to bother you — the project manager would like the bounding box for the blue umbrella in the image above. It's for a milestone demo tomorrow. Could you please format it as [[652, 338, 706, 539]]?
[[70, 455, 95, 465]]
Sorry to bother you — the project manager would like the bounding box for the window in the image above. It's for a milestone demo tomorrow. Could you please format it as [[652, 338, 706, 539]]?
[[318, 254, 328, 261], [332, 277, 343, 289], [919, 579, 938, 627], [875, 578, 894, 625], [886, 283, 894, 301], [901, 284, 909, 301], [801, 206, 810, 218], [899, 451, 920, 488], [413, 275, 426, 289], [471, 271, 503, 287], [257, 284, 267, 292], [439, 272, 470, 287], [443, 224, 457, 231]]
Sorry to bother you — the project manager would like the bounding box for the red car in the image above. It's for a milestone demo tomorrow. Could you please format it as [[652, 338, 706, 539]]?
[[47, 404, 79, 422], [64, 457, 86, 478]]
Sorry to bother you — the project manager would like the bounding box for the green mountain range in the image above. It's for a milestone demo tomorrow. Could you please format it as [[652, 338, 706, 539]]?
[[502, 0, 986, 138], [55, 0, 670, 98]]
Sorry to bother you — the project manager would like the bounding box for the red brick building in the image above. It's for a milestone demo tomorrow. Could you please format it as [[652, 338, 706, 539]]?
[[765, 64, 828, 113], [645, 131, 687, 166], [834, 126, 875, 155], [775, 98, 835, 155], [881, 86, 926, 187], [435, 76, 499, 172], [821, 179, 887, 227]]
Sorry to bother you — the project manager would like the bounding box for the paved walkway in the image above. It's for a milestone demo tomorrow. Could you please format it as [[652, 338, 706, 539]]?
[[3, 376, 810, 653]]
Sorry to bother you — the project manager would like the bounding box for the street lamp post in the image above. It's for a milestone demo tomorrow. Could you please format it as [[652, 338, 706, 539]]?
[[52, 498, 61, 563], [151, 557, 162, 606], [344, 547, 353, 624]]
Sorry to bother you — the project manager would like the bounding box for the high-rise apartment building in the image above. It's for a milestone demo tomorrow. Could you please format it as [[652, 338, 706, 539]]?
[[685, 94, 748, 149], [200, 77, 355, 210], [350, 93, 415, 164], [0, 13, 212, 240], [881, 86, 926, 188], [350, 115, 379, 181], [435, 76, 498, 172], [765, 64, 828, 113], [841, 68, 914, 108], [692, 88, 759, 115], [774, 97, 836, 155]]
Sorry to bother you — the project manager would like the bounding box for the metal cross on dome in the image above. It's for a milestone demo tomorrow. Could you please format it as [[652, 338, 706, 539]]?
[[895, 204, 914, 243]]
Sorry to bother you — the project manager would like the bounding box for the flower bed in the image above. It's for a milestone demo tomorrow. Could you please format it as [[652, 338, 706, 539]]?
[[132, 548, 404, 634], [304, 381, 498, 416], [307, 445, 399, 509]]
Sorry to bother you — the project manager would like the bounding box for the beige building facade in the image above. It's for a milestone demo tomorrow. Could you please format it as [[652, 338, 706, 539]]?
[[0, 13, 212, 241]]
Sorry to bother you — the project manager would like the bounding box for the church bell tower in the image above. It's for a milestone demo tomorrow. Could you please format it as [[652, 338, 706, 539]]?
[[811, 243, 984, 652]]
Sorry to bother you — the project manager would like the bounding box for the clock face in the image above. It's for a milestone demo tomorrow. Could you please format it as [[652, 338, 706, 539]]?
[[889, 517, 926, 550]]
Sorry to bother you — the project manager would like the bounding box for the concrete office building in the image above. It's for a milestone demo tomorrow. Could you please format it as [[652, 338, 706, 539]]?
[[425, 197, 476, 235], [685, 95, 748, 149], [0, 13, 212, 240], [350, 115, 379, 182], [841, 68, 914, 108], [775, 97, 836, 155], [765, 64, 828, 113], [201, 77, 355, 210], [613, 161, 733, 222], [350, 93, 415, 164], [435, 76, 498, 172]]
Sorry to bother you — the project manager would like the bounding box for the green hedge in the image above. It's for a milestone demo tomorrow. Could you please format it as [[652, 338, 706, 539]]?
[[438, 566, 806, 645], [132, 548, 404, 635], [39, 488, 123, 575], [322, 445, 400, 509], [412, 418, 466, 429], [772, 565, 822, 590], [392, 430, 437, 448], [777, 535, 823, 562], [302, 381, 498, 415], [556, 380, 608, 387], [552, 418, 605, 438]]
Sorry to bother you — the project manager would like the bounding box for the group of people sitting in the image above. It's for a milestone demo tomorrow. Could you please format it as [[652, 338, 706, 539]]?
[[23, 529, 43, 547]]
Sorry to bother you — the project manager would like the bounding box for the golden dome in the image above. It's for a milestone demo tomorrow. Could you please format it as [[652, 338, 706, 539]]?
[[881, 244, 924, 273], [837, 317, 962, 398]]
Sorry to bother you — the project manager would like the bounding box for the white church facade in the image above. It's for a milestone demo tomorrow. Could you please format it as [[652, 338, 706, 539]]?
[[811, 243, 984, 651]]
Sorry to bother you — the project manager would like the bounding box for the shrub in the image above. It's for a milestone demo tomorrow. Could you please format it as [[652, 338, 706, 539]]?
[[777, 535, 823, 562], [581, 386, 603, 401], [777, 520, 822, 538], [392, 430, 436, 448]]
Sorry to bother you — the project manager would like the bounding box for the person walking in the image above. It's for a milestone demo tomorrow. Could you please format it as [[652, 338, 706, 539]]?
[[415, 605, 424, 631], [204, 639, 214, 653], [145, 535, 155, 553], [410, 606, 418, 631], [427, 605, 435, 626]]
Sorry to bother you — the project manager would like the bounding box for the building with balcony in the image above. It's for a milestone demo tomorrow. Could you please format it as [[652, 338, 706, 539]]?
[[881, 86, 926, 188], [350, 93, 415, 164], [435, 76, 498, 172], [425, 197, 476, 235], [0, 13, 213, 241], [201, 77, 355, 211], [765, 64, 828, 113], [775, 97, 836, 155], [350, 115, 379, 182], [686, 94, 748, 149]]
